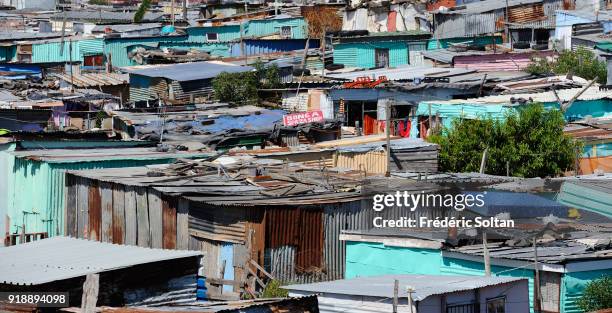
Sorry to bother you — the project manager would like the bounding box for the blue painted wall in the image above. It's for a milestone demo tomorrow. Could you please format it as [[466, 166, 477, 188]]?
[[229, 39, 318, 57]]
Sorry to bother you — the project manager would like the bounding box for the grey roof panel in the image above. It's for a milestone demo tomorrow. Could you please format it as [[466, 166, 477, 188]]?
[[123, 62, 254, 82], [0, 237, 201, 285], [285, 274, 524, 301]]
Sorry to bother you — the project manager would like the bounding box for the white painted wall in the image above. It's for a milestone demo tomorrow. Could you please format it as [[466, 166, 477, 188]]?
[[289, 279, 530, 313]]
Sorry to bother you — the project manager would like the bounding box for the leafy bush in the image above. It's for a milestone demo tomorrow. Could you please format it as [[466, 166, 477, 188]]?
[[526, 47, 607, 84], [577, 276, 612, 312], [212, 71, 259, 105], [212, 60, 281, 105], [261, 279, 289, 298], [429, 104, 580, 177]]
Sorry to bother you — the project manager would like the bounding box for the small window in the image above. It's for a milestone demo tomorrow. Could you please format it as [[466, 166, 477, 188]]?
[[280, 26, 292, 38], [206, 33, 219, 42], [487, 297, 506, 313]]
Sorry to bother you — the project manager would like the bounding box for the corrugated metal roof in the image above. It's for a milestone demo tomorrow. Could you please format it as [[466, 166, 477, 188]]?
[[337, 138, 438, 153], [0, 236, 201, 285], [421, 87, 612, 105], [441, 0, 543, 14], [285, 274, 524, 301], [0, 31, 64, 41], [422, 49, 491, 64], [451, 237, 612, 263], [10, 147, 212, 163], [123, 61, 254, 82], [54, 72, 129, 87], [51, 11, 164, 22], [91, 23, 162, 33], [325, 65, 473, 81]]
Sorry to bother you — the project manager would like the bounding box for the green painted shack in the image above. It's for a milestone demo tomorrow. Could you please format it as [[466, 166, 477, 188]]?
[[342, 230, 612, 313], [332, 31, 431, 69], [0, 141, 211, 245]]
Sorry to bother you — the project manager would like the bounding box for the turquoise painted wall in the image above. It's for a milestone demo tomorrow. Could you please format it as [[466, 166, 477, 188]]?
[[427, 35, 502, 50], [345, 241, 443, 278], [583, 142, 612, 158], [441, 256, 536, 312], [333, 40, 427, 68], [345, 241, 537, 311], [345, 241, 612, 313], [31, 38, 104, 63], [2, 149, 211, 237], [244, 17, 307, 39], [104, 36, 189, 67], [561, 268, 612, 313], [186, 25, 242, 43]]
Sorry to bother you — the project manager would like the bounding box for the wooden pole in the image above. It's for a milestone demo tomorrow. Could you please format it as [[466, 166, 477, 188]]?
[[479, 147, 489, 174], [562, 79, 597, 112], [407, 286, 415, 313], [533, 237, 542, 313], [385, 99, 391, 177], [483, 231, 491, 276], [392, 279, 399, 313], [81, 273, 100, 313]]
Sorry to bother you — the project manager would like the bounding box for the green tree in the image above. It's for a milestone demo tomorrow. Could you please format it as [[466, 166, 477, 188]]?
[[134, 0, 152, 23], [577, 276, 612, 312], [429, 104, 580, 177], [526, 47, 607, 84], [212, 61, 281, 105], [212, 71, 259, 105]]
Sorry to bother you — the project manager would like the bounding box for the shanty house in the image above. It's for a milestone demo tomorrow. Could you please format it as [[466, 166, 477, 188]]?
[[433, 0, 565, 48], [0, 143, 211, 246], [332, 31, 431, 68], [285, 274, 530, 313], [123, 61, 254, 104], [339, 228, 612, 313], [64, 161, 444, 299], [412, 87, 612, 138], [0, 237, 202, 307]]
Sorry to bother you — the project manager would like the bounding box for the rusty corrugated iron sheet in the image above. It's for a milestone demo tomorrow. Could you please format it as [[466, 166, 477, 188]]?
[[162, 196, 177, 249], [295, 209, 323, 272], [88, 181, 101, 241]]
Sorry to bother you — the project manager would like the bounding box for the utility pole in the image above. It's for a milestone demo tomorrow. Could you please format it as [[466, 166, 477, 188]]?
[[483, 231, 491, 276], [392, 279, 399, 313], [407, 286, 415, 313], [385, 99, 392, 177], [183, 0, 188, 22], [171, 0, 176, 26], [505, 0, 510, 47], [69, 39, 74, 93], [533, 237, 542, 313]]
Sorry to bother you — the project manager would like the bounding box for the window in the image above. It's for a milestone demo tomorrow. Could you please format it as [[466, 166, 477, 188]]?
[[375, 48, 389, 68], [487, 297, 506, 313], [280, 26, 292, 38], [206, 33, 218, 42]]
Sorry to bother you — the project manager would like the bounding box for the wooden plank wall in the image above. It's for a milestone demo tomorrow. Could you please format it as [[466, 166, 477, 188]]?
[[66, 175, 182, 249]]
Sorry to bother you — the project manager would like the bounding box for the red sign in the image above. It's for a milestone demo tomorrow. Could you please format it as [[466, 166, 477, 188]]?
[[282, 110, 324, 126]]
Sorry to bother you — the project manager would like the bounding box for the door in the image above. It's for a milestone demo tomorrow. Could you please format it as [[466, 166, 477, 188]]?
[[375, 48, 389, 68], [408, 42, 426, 66]]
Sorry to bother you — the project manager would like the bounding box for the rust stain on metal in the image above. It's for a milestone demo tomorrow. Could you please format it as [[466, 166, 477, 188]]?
[[162, 196, 177, 249], [88, 181, 102, 241], [111, 184, 124, 244], [265, 208, 323, 272]]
